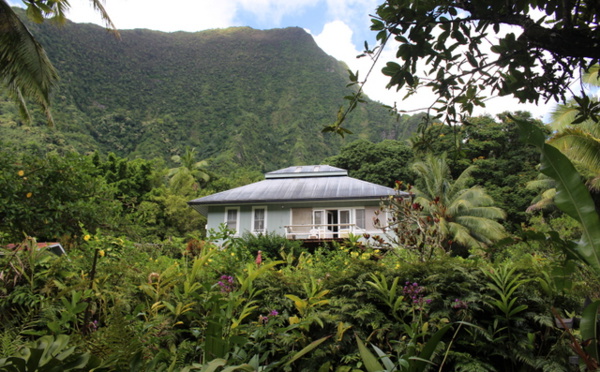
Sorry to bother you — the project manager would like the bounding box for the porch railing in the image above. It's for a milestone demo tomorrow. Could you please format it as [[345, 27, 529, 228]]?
[[284, 223, 362, 240]]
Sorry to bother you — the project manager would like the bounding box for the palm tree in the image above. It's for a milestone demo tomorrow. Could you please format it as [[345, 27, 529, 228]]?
[[0, 0, 116, 125], [526, 65, 600, 211], [410, 153, 507, 251], [169, 147, 210, 187]]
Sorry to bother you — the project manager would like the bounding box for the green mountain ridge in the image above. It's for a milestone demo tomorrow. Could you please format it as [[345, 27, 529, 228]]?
[[1, 13, 420, 172]]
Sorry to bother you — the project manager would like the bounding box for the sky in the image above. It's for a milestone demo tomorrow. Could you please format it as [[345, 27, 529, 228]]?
[[12, 0, 558, 121]]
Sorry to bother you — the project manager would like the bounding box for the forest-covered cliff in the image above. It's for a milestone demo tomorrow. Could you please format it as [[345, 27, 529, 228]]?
[[1, 12, 421, 173]]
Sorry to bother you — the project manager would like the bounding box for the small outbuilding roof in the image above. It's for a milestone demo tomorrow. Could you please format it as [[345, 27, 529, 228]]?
[[188, 165, 402, 216], [3, 242, 66, 256]]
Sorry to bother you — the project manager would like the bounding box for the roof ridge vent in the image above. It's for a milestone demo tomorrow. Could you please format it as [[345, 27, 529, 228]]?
[[265, 165, 348, 179]]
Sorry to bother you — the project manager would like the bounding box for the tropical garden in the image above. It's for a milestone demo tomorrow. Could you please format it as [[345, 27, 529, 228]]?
[[3, 0, 600, 371]]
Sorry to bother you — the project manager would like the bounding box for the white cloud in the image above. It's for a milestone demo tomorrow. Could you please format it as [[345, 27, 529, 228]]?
[[313, 21, 358, 63], [67, 0, 238, 31]]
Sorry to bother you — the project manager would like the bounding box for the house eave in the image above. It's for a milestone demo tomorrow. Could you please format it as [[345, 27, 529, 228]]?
[[187, 195, 396, 206]]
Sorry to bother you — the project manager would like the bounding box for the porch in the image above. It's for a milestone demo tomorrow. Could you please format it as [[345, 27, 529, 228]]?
[[284, 223, 363, 240]]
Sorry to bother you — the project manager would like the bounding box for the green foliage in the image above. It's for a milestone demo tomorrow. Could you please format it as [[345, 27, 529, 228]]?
[[409, 152, 508, 253], [516, 116, 600, 275], [0, 334, 101, 371], [237, 231, 304, 260], [0, 229, 585, 371], [0, 146, 120, 241], [365, 0, 600, 126], [324, 139, 415, 187], [407, 113, 545, 230]]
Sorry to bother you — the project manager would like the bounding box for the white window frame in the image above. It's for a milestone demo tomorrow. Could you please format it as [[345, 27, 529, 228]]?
[[224, 207, 240, 234], [252, 206, 267, 234], [339, 209, 351, 229], [354, 208, 366, 230], [313, 210, 325, 229]]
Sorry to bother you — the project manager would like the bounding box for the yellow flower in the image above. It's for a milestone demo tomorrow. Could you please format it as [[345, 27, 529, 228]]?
[[17, 170, 24, 176], [99, 250, 105, 257], [26, 192, 32, 198], [84, 234, 91, 241], [230, 252, 235, 256]]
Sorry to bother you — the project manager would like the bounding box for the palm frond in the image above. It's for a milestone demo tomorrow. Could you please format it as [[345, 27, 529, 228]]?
[[409, 153, 507, 249], [457, 206, 506, 220], [526, 188, 557, 212], [526, 174, 555, 191], [89, 0, 118, 32], [450, 164, 476, 196], [582, 64, 600, 87], [0, 0, 58, 125], [446, 221, 482, 248], [550, 129, 600, 175], [549, 104, 582, 131], [455, 215, 507, 242]]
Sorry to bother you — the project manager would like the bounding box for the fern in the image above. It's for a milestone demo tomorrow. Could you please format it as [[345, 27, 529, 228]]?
[[0, 329, 21, 358]]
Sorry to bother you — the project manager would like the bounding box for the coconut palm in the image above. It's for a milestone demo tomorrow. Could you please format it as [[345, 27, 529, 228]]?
[[0, 0, 115, 125], [411, 153, 507, 251], [169, 147, 210, 187]]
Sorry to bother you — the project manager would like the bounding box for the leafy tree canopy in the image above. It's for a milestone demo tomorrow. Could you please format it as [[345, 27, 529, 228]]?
[[324, 139, 415, 187], [366, 0, 600, 125]]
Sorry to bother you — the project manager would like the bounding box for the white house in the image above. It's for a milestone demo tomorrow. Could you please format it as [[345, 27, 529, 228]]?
[[188, 165, 405, 240]]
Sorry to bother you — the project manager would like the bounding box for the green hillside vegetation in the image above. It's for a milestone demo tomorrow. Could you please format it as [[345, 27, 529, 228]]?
[[0, 10, 418, 174]]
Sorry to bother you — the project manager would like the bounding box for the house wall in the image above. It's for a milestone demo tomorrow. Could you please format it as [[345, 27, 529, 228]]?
[[205, 200, 386, 238]]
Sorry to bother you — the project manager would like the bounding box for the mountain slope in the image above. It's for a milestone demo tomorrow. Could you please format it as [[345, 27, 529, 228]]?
[[1, 14, 418, 171]]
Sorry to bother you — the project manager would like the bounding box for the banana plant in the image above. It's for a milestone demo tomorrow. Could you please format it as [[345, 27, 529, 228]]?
[[515, 116, 600, 368], [515, 116, 600, 274]]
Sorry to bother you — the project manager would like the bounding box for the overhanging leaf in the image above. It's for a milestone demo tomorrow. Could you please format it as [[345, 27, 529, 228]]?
[[285, 336, 330, 366], [580, 300, 600, 363], [355, 335, 384, 372], [515, 116, 600, 274]]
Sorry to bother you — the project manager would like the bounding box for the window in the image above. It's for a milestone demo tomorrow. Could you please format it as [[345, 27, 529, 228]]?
[[313, 210, 324, 227], [225, 208, 239, 233], [339, 210, 350, 229], [253, 207, 266, 233], [355, 209, 366, 230]]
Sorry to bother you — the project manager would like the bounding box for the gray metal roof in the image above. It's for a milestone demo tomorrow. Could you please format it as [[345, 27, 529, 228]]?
[[188, 165, 403, 213], [266, 165, 347, 178]]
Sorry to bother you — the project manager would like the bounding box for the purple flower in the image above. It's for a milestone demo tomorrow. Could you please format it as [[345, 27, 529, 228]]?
[[402, 280, 431, 310], [269, 310, 279, 316], [217, 275, 235, 293], [452, 298, 468, 310], [221, 275, 234, 283]]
